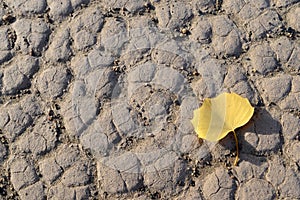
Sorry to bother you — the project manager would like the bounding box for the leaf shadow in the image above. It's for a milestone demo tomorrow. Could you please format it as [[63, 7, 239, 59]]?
[[238, 107, 283, 165]]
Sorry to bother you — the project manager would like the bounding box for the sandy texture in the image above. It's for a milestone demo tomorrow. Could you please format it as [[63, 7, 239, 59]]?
[[0, 0, 299, 199]]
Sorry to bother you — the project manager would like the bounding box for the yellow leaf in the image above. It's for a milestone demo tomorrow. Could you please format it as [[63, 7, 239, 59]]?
[[191, 92, 254, 165]]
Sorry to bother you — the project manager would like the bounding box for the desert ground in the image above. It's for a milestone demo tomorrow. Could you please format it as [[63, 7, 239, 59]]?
[[0, 0, 299, 199]]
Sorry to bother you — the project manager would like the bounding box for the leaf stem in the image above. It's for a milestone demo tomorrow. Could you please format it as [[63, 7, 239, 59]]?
[[233, 130, 239, 166]]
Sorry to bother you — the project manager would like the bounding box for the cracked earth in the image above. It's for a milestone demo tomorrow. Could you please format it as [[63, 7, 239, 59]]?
[[0, 0, 299, 199]]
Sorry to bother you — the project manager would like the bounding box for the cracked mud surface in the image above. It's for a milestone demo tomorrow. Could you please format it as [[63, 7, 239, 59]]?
[[0, 0, 299, 199]]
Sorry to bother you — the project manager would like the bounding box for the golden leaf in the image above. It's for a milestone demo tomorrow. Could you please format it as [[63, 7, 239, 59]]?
[[191, 92, 254, 165]]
